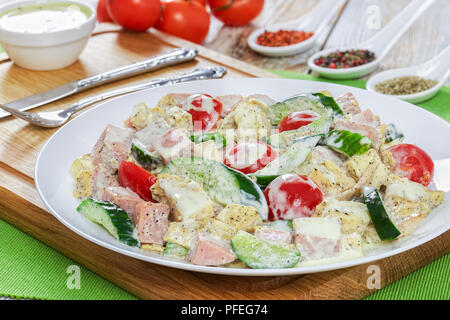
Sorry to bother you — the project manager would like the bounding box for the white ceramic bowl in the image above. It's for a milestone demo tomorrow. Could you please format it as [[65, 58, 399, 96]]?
[[0, 0, 96, 71]]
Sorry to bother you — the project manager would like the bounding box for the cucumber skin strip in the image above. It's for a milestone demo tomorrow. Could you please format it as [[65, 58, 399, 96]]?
[[321, 130, 372, 157], [190, 132, 227, 148], [131, 142, 162, 167], [77, 199, 139, 247], [363, 187, 401, 241], [162, 158, 268, 220], [312, 93, 345, 117]]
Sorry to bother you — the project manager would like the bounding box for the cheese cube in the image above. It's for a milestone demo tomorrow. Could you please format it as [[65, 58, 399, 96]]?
[[150, 174, 215, 222], [216, 204, 262, 232]]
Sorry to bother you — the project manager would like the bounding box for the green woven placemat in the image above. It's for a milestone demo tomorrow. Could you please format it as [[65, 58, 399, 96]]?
[[0, 218, 136, 300], [0, 68, 448, 300]]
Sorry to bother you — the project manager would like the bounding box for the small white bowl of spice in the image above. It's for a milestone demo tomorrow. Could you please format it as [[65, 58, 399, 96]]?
[[366, 45, 450, 104], [0, 0, 96, 71]]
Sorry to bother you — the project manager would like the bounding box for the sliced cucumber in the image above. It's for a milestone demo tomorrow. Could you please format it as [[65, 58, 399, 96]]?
[[77, 199, 138, 246], [163, 242, 188, 258], [265, 110, 332, 149], [320, 130, 372, 157], [267, 93, 326, 126], [131, 140, 162, 170], [190, 132, 227, 148], [363, 186, 401, 241], [265, 220, 293, 232], [231, 231, 300, 269], [161, 158, 268, 220], [253, 175, 279, 189], [254, 134, 321, 176], [385, 123, 404, 143], [312, 93, 344, 118]]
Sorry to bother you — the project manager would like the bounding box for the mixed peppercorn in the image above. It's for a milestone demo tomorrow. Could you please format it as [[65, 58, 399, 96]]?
[[314, 49, 376, 69], [256, 30, 314, 47]]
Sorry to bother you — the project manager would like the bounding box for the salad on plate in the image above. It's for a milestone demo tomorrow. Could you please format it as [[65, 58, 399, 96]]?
[[70, 90, 444, 269]]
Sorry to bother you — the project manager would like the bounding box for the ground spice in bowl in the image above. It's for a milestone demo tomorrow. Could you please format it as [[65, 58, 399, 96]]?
[[375, 76, 438, 95], [314, 49, 376, 69], [256, 30, 314, 47]]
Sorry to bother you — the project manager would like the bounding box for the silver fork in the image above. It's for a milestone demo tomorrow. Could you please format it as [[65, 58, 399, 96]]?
[[0, 67, 227, 128]]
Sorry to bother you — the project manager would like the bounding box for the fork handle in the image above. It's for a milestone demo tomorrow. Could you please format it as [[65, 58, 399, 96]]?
[[65, 67, 227, 115]]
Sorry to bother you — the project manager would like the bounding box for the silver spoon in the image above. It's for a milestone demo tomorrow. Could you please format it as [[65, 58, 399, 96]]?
[[0, 67, 227, 128]]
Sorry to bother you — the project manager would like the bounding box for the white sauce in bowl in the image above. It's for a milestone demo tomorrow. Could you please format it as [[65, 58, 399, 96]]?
[[0, 4, 88, 33]]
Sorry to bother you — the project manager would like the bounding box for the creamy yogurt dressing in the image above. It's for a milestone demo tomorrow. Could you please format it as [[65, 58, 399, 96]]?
[[229, 142, 267, 169], [0, 3, 90, 33]]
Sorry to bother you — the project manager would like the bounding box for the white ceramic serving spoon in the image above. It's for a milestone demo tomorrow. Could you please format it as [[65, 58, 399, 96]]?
[[247, 0, 346, 57], [307, 0, 436, 79], [366, 45, 450, 103]]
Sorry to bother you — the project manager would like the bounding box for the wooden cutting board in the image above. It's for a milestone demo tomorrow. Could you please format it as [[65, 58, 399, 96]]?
[[0, 27, 448, 300]]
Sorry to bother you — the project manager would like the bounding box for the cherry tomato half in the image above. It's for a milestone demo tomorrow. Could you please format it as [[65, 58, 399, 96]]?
[[208, 0, 264, 26], [388, 143, 434, 186], [278, 110, 321, 132], [118, 161, 157, 201], [182, 94, 222, 132], [264, 174, 323, 221], [157, 0, 210, 44], [107, 0, 161, 32], [224, 141, 277, 174]]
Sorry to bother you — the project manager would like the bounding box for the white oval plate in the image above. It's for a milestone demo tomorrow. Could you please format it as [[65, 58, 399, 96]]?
[[35, 78, 450, 276]]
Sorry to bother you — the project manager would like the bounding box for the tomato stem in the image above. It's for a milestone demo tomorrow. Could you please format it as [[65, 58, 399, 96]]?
[[212, 0, 235, 12]]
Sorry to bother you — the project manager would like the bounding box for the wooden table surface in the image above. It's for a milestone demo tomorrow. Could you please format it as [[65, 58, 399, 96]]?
[[206, 0, 450, 83]]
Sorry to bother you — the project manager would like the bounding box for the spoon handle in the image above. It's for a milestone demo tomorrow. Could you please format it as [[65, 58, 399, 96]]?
[[363, 0, 435, 58], [307, 0, 347, 32], [427, 45, 450, 81], [64, 67, 227, 116]]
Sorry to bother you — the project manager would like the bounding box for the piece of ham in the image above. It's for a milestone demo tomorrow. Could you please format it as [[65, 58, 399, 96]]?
[[254, 228, 293, 244], [216, 94, 243, 118], [295, 234, 341, 260], [152, 128, 193, 164], [91, 164, 119, 200], [90, 125, 132, 199], [135, 118, 171, 149], [335, 92, 361, 115], [187, 234, 236, 266], [92, 124, 132, 170], [311, 145, 345, 168], [135, 202, 170, 246], [102, 186, 144, 223], [350, 109, 380, 127]]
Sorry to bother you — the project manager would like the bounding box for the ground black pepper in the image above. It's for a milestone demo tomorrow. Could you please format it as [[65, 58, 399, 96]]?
[[375, 76, 438, 95]]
